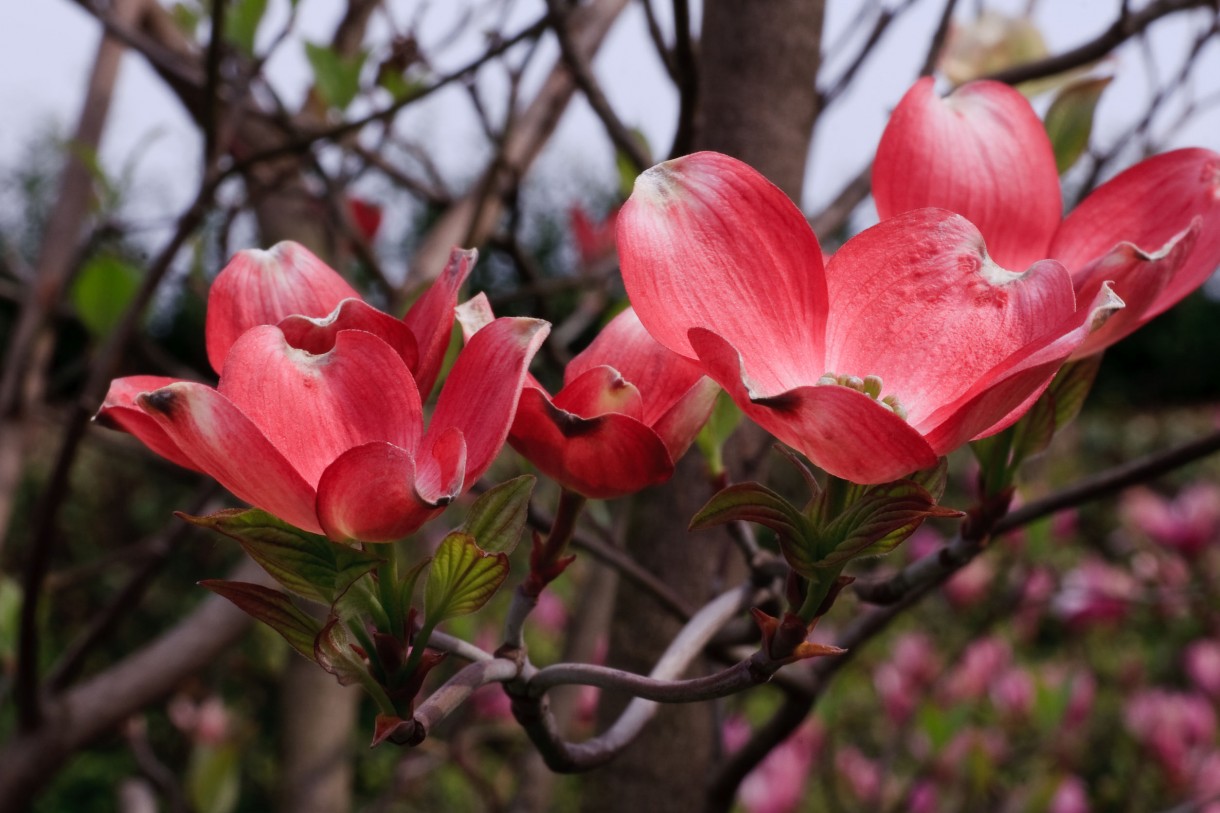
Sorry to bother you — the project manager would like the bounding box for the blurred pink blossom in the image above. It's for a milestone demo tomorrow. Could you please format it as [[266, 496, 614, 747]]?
[[943, 636, 1011, 702], [1052, 557, 1139, 629], [724, 717, 822, 813], [1186, 640, 1220, 701], [907, 780, 939, 813], [167, 694, 231, 747], [875, 632, 942, 724], [944, 556, 995, 607], [990, 667, 1035, 720], [1015, 567, 1057, 639], [1122, 484, 1220, 559], [1049, 775, 1091, 813], [1124, 689, 1216, 786], [835, 746, 882, 804]]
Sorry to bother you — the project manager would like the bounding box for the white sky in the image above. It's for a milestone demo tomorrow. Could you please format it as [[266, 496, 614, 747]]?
[[2, 1, 1218, 243]]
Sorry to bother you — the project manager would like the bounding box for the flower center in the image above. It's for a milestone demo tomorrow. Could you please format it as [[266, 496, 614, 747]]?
[[815, 372, 909, 420]]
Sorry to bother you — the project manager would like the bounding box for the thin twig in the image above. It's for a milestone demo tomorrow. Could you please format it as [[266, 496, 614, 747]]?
[[507, 583, 756, 772], [544, 0, 650, 172]]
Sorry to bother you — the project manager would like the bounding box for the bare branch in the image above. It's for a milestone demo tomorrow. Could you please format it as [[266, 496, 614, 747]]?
[[546, 0, 651, 172]]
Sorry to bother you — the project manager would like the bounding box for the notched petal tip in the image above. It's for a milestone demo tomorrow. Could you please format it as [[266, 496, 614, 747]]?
[[1086, 281, 1126, 331], [137, 387, 180, 415]]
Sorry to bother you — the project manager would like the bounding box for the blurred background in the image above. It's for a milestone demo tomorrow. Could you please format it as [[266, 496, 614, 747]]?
[[2, 1, 1220, 811]]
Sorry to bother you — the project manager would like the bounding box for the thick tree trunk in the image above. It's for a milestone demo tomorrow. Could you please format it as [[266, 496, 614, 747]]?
[[582, 3, 823, 811]]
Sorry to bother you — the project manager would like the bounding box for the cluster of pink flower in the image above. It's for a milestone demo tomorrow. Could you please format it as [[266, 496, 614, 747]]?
[[98, 76, 1219, 543]]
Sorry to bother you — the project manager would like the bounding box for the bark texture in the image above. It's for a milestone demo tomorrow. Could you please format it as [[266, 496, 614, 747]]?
[[582, 2, 824, 811]]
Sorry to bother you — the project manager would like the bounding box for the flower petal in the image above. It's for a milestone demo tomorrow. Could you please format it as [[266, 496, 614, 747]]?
[[618, 151, 827, 393], [278, 298, 419, 370], [651, 375, 721, 462], [553, 366, 645, 422], [689, 329, 937, 484], [873, 78, 1062, 270], [402, 247, 478, 399], [566, 307, 708, 427], [824, 209, 1077, 426], [136, 383, 320, 533], [96, 375, 201, 472], [205, 242, 360, 375], [1050, 148, 1220, 320], [426, 316, 550, 490], [415, 426, 467, 506], [218, 326, 423, 487], [510, 388, 674, 499], [1068, 223, 1199, 358], [921, 283, 1124, 450], [317, 442, 441, 542]]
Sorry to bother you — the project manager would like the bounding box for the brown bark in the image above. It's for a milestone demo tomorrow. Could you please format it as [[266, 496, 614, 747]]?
[[582, 3, 824, 811]]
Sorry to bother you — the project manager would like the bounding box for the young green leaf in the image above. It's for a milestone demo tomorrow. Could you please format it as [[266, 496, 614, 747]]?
[[181, 508, 382, 606], [423, 533, 509, 624], [200, 580, 320, 661], [812, 482, 961, 567], [304, 42, 367, 111], [459, 475, 535, 554], [691, 482, 819, 574], [1044, 76, 1111, 174], [226, 0, 268, 56], [71, 254, 141, 338], [694, 391, 742, 475]]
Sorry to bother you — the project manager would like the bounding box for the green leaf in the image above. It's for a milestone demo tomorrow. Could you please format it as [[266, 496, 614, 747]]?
[[1009, 388, 1058, 466], [182, 508, 382, 606], [187, 744, 240, 813], [616, 128, 652, 197], [459, 476, 534, 553], [1044, 76, 1111, 174], [0, 576, 21, 661], [691, 482, 819, 575], [71, 253, 140, 337], [813, 481, 958, 567], [200, 580, 320, 661], [170, 2, 203, 36], [1047, 354, 1101, 432], [423, 532, 510, 624], [304, 42, 367, 111], [313, 615, 369, 686], [695, 391, 741, 475], [225, 0, 268, 56], [907, 457, 949, 503]]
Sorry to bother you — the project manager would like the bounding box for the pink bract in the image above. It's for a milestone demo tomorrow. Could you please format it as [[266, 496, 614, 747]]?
[[97, 242, 548, 542], [618, 151, 1119, 484], [459, 295, 718, 499], [875, 77, 1220, 358]]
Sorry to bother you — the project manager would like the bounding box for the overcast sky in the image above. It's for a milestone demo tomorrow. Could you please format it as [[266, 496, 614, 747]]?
[[2, 1, 1218, 243]]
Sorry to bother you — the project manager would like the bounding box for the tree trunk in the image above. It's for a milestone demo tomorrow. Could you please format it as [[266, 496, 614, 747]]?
[[582, 3, 824, 811]]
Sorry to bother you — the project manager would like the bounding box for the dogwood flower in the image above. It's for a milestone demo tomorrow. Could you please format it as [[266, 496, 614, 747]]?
[[618, 151, 1119, 484], [874, 77, 1220, 357], [98, 242, 548, 542]]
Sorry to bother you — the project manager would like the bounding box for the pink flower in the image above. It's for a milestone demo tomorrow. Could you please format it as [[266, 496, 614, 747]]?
[[874, 77, 1220, 358], [943, 636, 1011, 702], [1052, 557, 1139, 629], [1185, 640, 1220, 701], [618, 152, 1118, 484], [570, 205, 619, 269], [1125, 689, 1216, 786], [460, 296, 718, 498], [97, 242, 548, 542], [1122, 484, 1220, 559], [835, 745, 882, 804], [990, 666, 1035, 721], [1049, 775, 1091, 813], [724, 718, 822, 813], [875, 632, 941, 724], [168, 695, 231, 747]]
